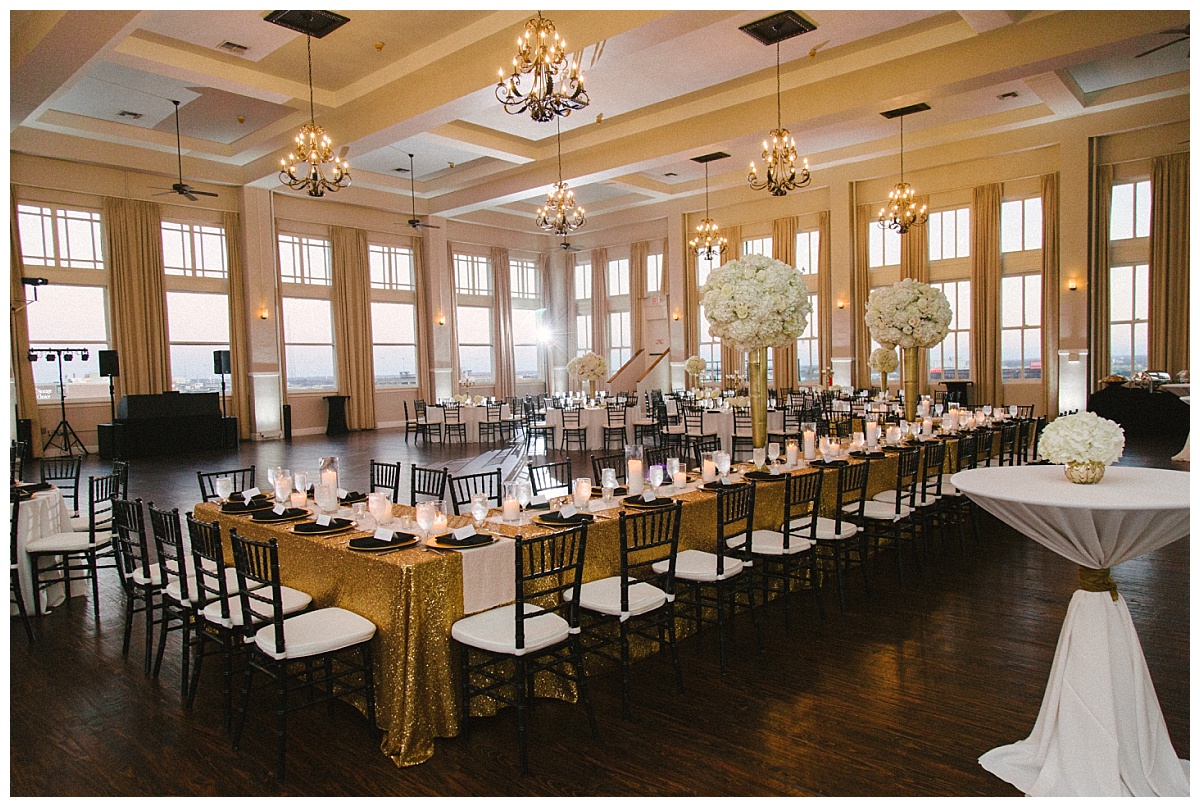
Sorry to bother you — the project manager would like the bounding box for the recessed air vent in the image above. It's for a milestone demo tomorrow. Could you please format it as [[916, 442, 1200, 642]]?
[[117, 110, 143, 120], [997, 91, 1020, 100], [739, 11, 817, 46], [264, 10, 350, 39], [691, 152, 731, 164], [663, 172, 678, 177], [880, 102, 931, 119], [217, 41, 249, 55], [393, 167, 410, 173]]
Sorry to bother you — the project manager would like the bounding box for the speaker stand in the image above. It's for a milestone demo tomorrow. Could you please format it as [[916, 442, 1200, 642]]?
[[219, 372, 228, 418], [108, 376, 116, 424]]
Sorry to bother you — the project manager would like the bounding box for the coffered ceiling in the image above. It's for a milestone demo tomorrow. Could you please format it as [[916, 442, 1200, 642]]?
[[11, 9, 1190, 231]]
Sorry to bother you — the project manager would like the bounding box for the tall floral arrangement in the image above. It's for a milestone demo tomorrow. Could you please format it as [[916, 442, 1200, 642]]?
[[699, 254, 812, 351], [869, 346, 899, 375], [684, 355, 707, 377], [567, 351, 607, 383], [1038, 412, 1125, 484], [864, 279, 952, 349]]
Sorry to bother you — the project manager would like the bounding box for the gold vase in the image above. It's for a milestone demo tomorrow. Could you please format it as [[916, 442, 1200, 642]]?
[[749, 347, 768, 452], [902, 347, 919, 423], [588, 380, 596, 400], [1064, 461, 1106, 484]]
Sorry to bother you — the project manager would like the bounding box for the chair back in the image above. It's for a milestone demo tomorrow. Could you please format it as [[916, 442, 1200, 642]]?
[[606, 403, 626, 427], [414, 399, 428, 420], [771, 469, 823, 551], [370, 460, 402, 501], [1030, 416, 1049, 462], [40, 455, 82, 512], [973, 429, 995, 466], [410, 465, 449, 506], [590, 454, 625, 485], [111, 498, 151, 592], [689, 434, 722, 467], [683, 409, 704, 433], [1017, 404, 1035, 419], [892, 448, 921, 513], [954, 431, 978, 471], [83, 474, 118, 544], [148, 503, 190, 604], [10, 495, 21, 567], [643, 446, 671, 472], [618, 502, 681, 614], [832, 461, 869, 532], [228, 530, 286, 656], [714, 484, 755, 577], [528, 459, 572, 498], [732, 408, 751, 435], [999, 421, 1020, 466], [486, 402, 504, 422], [561, 406, 582, 428], [513, 524, 588, 652], [112, 459, 131, 499], [919, 439, 947, 498], [187, 514, 227, 616], [449, 469, 502, 515], [197, 466, 256, 502], [443, 403, 462, 423]]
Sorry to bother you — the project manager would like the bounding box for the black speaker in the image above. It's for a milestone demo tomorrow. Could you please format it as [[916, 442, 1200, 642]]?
[[213, 349, 231, 375], [98, 350, 120, 378]]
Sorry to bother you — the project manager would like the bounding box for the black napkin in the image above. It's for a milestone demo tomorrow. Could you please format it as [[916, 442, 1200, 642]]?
[[339, 491, 367, 505], [591, 485, 628, 496], [293, 518, 354, 534], [250, 507, 309, 522], [348, 534, 417, 551], [526, 500, 552, 511], [744, 470, 784, 481], [622, 495, 675, 507], [228, 491, 269, 502], [537, 511, 594, 524], [433, 532, 494, 547], [701, 481, 747, 491], [809, 459, 849, 467], [220, 499, 273, 513]]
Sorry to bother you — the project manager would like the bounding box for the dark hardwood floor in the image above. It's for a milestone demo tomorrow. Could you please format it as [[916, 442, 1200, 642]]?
[[10, 429, 1189, 796]]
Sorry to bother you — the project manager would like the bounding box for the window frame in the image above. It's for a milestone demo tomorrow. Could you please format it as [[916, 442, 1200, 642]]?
[[1000, 273, 1042, 382]]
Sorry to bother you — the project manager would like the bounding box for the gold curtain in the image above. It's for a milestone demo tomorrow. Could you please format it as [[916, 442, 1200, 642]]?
[[658, 238, 669, 295], [1088, 163, 1113, 391], [900, 196, 930, 395], [1040, 174, 1060, 420], [971, 183, 1003, 406], [413, 238, 434, 402], [852, 204, 873, 389], [590, 248, 608, 374], [683, 236, 698, 357], [103, 196, 170, 396], [330, 226, 375, 430], [718, 228, 743, 388], [629, 241, 648, 361], [223, 212, 252, 439], [490, 246, 516, 399], [540, 252, 551, 393], [1149, 152, 1189, 375], [771, 216, 799, 392], [565, 252, 577, 355], [10, 191, 42, 456], [817, 211, 833, 381]]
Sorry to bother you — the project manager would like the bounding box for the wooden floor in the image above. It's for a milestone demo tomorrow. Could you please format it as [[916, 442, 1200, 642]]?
[[10, 429, 1189, 796]]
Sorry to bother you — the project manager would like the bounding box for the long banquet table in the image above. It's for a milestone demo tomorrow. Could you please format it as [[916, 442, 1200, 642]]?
[[191, 433, 989, 768]]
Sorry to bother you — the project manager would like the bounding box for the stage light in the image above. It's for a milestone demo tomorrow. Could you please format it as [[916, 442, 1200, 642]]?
[[80, 349, 90, 361], [46, 353, 56, 362], [63, 352, 74, 361], [28, 352, 37, 362]]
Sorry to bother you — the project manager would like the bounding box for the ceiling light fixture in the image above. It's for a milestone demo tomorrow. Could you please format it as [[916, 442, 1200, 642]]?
[[878, 104, 931, 234], [496, 11, 588, 122], [535, 118, 586, 236], [748, 42, 810, 196], [690, 153, 729, 260], [279, 32, 350, 197]]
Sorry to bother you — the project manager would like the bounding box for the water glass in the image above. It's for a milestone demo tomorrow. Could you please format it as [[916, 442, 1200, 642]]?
[[601, 468, 618, 490], [315, 483, 337, 513], [714, 451, 731, 481], [665, 457, 680, 478], [273, 473, 293, 503], [767, 443, 780, 464], [415, 501, 436, 538], [470, 493, 490, 527], [292, 472, 308, 496], [752, 447, 766, 468], [215, 476, 233, 501]]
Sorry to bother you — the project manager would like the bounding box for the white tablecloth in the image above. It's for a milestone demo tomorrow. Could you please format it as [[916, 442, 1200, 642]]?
[[543, 407, 654, 451], [12, 487, 81, 614], [950, 465, 1190, 796], [425, 404, 510, 443], [1161, 387, 1190, 462]]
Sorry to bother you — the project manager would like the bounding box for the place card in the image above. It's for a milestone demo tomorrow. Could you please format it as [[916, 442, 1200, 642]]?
[[531, 494, 548, 507], [243, 487, 260, 499], [373, 527, 395, 543], [559, 503, 577, 519], [452, 525, 477, 540], [272, 504, 286, 515], [337, 488, 348, 499], [642, 490, 655, 502], [720, 477, 732, 486], [315, 514, 332, 526]]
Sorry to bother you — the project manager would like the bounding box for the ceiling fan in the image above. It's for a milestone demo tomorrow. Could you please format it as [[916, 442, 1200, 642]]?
[[153, 100, 218, 202], [559, 240, 583, 252], [403, 153, 440, 230], [1136, 25, 1189, 58]]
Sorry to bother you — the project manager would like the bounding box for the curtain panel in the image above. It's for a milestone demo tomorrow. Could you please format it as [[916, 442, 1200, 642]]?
[[1088, 163, 1113, 391], [10, 190, 42, 456], [852, 204, 873, 389], [590, 248, 608, 380], [413, 238, 434, 403], [223, 212, 253, 439], [717, 228, 743, 389], [771, 216, 799, 392], [1149, 152, 1189, 375], [970, 183, 1003, 406], [330, 226, 375, 430], [1040, 174, 1061, 419], [817, 211, 833, 383], [490, 246, 516, 399], [103, 196, 171, 396], [629, 241, 649, 363], [683, 237, 699, 358]]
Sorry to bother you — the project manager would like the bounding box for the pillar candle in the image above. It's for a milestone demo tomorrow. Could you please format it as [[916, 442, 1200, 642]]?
[[866, 422, 880, 447], [923, 418, 933, 438], [701, 458, 717, 483], [289, 491, 306, 510], [785, 440, 799, 467], [803, 429, 816, 460], [627, 459, 644, 495], [502, 497, 520, 523], [672, 471, 687, 490]]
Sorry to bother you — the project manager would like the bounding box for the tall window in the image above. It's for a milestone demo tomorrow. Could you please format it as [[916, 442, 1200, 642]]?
[[575, 314, 592, 357], [868, 224, 901, 268], [454, 252, 494, 382], [369, 244, 414, 290], [928, 208, 970, 261], [370, 301, 417, 387], [795, 230, 819, 274], [646, 252, 663, 293], [606, 258, 630, 296], [1001, 197, 1043, 253], [1109, 263, 1149, 377], [511, 257, 543, 381], [928, 280, 971, 381], [609, 311, 631, 369], [163, 219, 229, 391], [574, 260, 591, 299], [574, 258, 592, 358], [742, 237, 772, 257], [1110, 181, 1151, 241], [1001, 275, 1041, 380], [511, 258, 540, 300], [796, 296, 819, 382], [279, 233, 335, 391], [18, 203, 109, 400], [697, 251, 722, 378], [162, 222, 228, 278]]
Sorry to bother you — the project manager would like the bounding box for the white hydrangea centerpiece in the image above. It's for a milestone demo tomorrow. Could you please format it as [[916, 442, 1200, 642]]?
[[684, 355, 707, 377], [869, 346, 899, 375], [567, 351, 608, 383], [1038, 411, 1125, 467], [864, 278, 952, 349], [700, 254, 812, 351]]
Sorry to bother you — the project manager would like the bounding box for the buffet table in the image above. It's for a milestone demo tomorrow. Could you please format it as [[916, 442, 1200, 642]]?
[[950, 465, 1190, 796]]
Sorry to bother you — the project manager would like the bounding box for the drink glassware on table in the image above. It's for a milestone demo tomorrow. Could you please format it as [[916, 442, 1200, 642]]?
[[572, 478, 591, 510], [647, 465, 664, 496], [414, 501, 436, 539], [752, 447, 766, 468], [351, 501, 368, 526], [516, 481, 532, 526], [934, 403, 944, 418], [215, 476, 233, 502], [470, 493, 490, 528], [767, 442, 780, 465], [273, 471, 293, 503], [292, 472, 308, 498], [715, 451, 731, 482], [601, 468, 617, 506]]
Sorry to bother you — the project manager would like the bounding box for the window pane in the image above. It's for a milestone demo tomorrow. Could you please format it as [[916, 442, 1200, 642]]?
[[373, 345, 417, 387], [1133, 264, 1149, 321], [1001, 276, 1023, 328], [956, 208, 970, 257], [1001, 200, 1023, 253], [1110, 323, 1131, 376], [167, 292, 230, 343], [371, 301, 416, 345], [285, 345, 335, 390], [282, 298, 333, 343], [576, 314, 591, 353], [18, 206, 54, 265], [59, 211, 105, 269], [29, 343, 108, 401], [1132, 322, 1148, 373], [170, 344, 229, 392], [1001, 330, 1022, 380], [1024, 276, 1041, 326], [459, 346, 493, 378], [1135, 180, 1151, 238], [514, 345, 539, 379], [456, 306, 492, 344], [647, 254, 662, 292], [1024, 328, 1041, 379], [928, 213, 942, 261], [27, 285, 108, 342], [1023, 197, 1042, 250], [883, 227, 900, 266], [868, 226, 883, 268], [1110, 183, 1134, 240], [369, 245, 414, 290], [1110, 265, 1133, 321]]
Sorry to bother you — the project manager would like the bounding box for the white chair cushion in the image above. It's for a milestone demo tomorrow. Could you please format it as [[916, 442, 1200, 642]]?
[[655, 549, 743, 582], [203, 584, 312, 629], [873, 490, 940, 508], [940, 481, 962, 496], [254, 607, 376, 661], [814, 517, 859, 540], [165, 566, 241, 606], [26, 530, 112, 554], [451, 603, 569, 656], [664, 425, 687, 435], [855, 500, 913, 521], [569, 576, 667, 619], [730, 529, 814, 556], [132, 564, 164, 587], [70, 515, 91, 532]]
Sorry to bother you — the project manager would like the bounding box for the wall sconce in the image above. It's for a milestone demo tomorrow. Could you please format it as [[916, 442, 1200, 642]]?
[[836, 299, 846, 309], [259, 306, 270, 320], [672, 311, 681, 321], [1067, 278, 1078, 291], [436, 314, 446, 326]]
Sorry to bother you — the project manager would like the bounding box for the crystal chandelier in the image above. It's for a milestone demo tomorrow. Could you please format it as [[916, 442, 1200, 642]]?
[[690, 159, 728, 260], [878, 113, 928, 234], [279, 35, 350, 197], [535, 119, 586, 236], [748, 43, 810, 196], [496, 11, 588, 122]]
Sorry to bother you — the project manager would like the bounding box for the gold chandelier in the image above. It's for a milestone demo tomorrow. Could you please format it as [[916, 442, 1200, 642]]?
[[496, 11, 588, 122], [280, 35, 349, 197], [690, 157, 728, 260], [535, 119, 586, 236], [748, 43, 810, 196], [878, 112, 928, 234]]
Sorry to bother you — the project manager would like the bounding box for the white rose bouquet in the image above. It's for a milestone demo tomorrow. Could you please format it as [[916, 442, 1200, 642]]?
[[567, 351, 608, 383], [685, 355, 707, 377], [864, 279, 952, 349], [1038, 411, 1125, 466], [869, 347, 899, 375], [700, 254, 812, 351], [728, 395, 751, 408]]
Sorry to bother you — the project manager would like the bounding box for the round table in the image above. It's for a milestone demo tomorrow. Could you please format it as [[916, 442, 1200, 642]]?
[[950, 465, 1190, 796], [12, 486, 80, 615]]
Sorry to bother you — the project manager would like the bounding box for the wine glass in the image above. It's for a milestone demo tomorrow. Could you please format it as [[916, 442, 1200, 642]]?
[[516, 481, 532, 526], [215, 476, 233, 502], [934, 403, 944, 418], [415, 501, 436, 539], [648, 465, 664, 496], [292, 472, 308, 497], [767, 442, 780, 465], [982, 404, 993, 417], [665, 457, 680, 479], [715, 451, 731, 482], [470, 493, 489, 528]]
